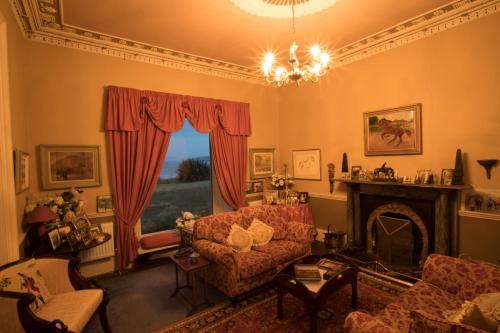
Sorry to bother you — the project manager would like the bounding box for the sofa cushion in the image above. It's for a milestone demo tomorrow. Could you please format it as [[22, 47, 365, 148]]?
[[376, 281, 464, 331], [248, 218, 274, 246], [446, 301, 499, 332], [36, 289, 103, 333], [0, 258, 52, 312], [195, 211, 243, 242], [140, 232, 180, 250], [227, 224, 253, 253], [234, 250, 275, 279], [253, 240, 309, 265]]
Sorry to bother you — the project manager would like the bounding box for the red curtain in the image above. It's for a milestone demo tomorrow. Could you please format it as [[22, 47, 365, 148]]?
[[106, 86, 250, 269]]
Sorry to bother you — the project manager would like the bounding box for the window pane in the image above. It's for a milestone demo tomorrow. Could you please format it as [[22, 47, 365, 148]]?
[[141, 121, 212, 234]]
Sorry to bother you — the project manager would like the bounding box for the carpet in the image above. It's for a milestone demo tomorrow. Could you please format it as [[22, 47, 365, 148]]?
[[154, 272, 407, 333]]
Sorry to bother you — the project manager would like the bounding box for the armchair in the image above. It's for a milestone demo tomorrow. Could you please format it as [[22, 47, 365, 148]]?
[[0, 255, 111, 333]]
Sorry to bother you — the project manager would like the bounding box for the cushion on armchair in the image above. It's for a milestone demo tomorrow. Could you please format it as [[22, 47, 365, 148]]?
[[410, 310, 489, 333], [0, 258, 52, 312]]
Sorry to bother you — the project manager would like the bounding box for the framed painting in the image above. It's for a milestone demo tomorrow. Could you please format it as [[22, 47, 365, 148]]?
[[96, 195, 114, 213], [39, 145, 101, 190], [14, 150, 30, 193], [292, 149, 321, 180], [363, 104, 422, 156], [249, 148, 275, 179]]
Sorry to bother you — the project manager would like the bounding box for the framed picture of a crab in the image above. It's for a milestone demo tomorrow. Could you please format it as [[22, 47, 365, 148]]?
[[363, 104, 422, 156]]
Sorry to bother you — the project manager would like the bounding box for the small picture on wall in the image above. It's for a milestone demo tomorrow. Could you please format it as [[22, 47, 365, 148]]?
[[245, 182, 252, 194], [292, 149, 321, 180], [96, 195, 114, 213], [249, 148, 275, 179], [14, 150, 30, 194]]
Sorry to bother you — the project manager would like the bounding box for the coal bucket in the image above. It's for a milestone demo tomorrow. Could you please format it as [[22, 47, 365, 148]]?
[[324, 225, 347, 250]]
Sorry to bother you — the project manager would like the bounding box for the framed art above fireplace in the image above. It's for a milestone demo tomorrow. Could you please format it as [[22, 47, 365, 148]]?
[[363, 103, 422, 156]]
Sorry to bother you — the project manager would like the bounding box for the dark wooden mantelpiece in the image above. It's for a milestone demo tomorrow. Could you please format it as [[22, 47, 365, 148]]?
[[336, 179, 470, 257]]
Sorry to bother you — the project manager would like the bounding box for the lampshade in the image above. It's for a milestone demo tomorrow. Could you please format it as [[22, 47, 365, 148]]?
[[25, 206, 58, 224]]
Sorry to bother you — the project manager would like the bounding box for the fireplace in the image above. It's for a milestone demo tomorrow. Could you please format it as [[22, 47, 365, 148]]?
[[337, 179, 468, 277]]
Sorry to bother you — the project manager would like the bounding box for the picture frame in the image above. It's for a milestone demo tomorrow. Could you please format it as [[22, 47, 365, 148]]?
[[263, 190, 279, 205], [363, 104, 422, 156], [57, 222, 73, 242], [96, 195, 114, 213], [66, 230, 80, 249], [292, 149, 321, 180], [72, 214, 91, 230], [14, 150, 30, 193], [351, 166, 362, 179], [89, 224, 103, 239], [79, 226, 93, 246], [47, 228, 61, 250], [252, 181, 263, 193], [298, 192, 309, 204], [245, 182, 252, 194], [441, 168, 454, 185], [249, 148, 275, 179], [39, 145, 102, 190]]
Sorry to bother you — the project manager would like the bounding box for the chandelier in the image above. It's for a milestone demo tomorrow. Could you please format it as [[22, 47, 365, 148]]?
[[261, 4, 330, 87]]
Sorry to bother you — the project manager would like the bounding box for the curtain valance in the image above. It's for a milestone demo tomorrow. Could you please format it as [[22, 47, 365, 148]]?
[[106, 86, 251, 135]]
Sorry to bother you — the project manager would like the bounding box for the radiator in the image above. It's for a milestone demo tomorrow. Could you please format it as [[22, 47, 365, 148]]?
[[79, 222, 115, 263]]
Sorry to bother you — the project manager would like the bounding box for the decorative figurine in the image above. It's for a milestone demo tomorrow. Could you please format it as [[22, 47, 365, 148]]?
[[327, 163, 335, 193], [373, 162, 396, 181], [341, 153, 349, 178], [452, 149, 464, 185]]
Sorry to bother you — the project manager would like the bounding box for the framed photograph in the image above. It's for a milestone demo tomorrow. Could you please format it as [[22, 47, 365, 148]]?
[[89, 224, 103, 239], [441, 168, 454, 185], [14, 150, 30, 193], [57, 223, 73, 242], [298, 192, 309, 203], [263, 190, 279, 205], [96, 195, 114, 213], [39, 145, 101, 190], [245, 182, 252, 194], [72, 214, 91, 230], [79, 226, 93, 246], [47, 228, 61, 250], [351, 166, 362, 179], [249, 148, 275, 179], [363, 104, 422, 156], [252, 181, 263, 193], [292, 149, 321, 180]]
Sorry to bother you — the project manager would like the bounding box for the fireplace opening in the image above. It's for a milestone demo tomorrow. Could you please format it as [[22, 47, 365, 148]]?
[[371, 212, 424, 273]]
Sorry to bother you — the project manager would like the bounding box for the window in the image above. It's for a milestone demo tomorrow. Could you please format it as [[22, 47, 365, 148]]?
[[141, 121, 212, 234]]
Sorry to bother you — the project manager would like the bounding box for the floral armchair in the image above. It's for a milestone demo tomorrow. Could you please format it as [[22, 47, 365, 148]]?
[[344, 254, 500, 333], [0, 255, 111, 333], [193, 205, 316, 298]]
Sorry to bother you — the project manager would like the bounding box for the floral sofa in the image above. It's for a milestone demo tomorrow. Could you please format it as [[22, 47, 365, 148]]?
[[344, 254, 500, 333], [192, 205, 317, 298]]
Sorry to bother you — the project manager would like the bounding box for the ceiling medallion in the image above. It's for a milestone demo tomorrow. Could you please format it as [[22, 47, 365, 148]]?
[[230, 0, 338, 18], [261, 4, 330, 86]]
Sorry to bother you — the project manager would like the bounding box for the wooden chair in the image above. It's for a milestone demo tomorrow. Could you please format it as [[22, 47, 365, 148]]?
[[0, 255, 111, 333]]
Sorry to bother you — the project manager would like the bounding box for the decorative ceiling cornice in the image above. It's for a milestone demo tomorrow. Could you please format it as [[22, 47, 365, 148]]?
[[9, 0, 500, 86]]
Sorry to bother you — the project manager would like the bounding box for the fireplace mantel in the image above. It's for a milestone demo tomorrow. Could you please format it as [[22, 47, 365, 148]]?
[[336, 179, 470, 257]]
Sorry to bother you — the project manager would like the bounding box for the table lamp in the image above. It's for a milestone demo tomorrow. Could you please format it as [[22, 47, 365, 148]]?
[[25, 206, 59, 237]]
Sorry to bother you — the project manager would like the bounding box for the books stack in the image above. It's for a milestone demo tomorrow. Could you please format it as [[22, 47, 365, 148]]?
[[317, 258, 349, 279], [294, 264, 321, 281]]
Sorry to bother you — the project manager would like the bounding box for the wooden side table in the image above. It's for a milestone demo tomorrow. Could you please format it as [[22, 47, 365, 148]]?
[[169, 251, 211, 315]]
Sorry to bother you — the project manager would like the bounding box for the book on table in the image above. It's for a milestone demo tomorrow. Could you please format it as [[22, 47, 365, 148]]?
[[294, 264, 321, 281], [317, 258, 349, 278]]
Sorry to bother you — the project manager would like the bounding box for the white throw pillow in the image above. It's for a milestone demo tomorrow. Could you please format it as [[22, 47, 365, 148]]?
[[0, 258, 52, 312], [247, 218, 274, 246], [446, 299, 500, 332], [473, 293, 500, 322], [226, 224, 253, 252]]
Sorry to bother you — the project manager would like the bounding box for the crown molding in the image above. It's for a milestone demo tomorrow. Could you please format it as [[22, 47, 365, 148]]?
[[9, 0, 500, 85], [332, 0, 500, 66]]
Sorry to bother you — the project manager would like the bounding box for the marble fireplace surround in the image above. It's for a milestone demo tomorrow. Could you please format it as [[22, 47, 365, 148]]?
[[337, 179, 470, 260]]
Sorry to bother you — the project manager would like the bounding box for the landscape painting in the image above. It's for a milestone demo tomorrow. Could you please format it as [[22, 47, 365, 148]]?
[[249, 148, 275, 179], [39, 145, 101, 189], [364, 104, 422, 156]]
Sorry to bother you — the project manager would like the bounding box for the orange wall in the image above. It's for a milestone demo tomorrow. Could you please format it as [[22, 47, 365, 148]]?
[[277, 12, 500, 195], [21, 42, 280, 214]]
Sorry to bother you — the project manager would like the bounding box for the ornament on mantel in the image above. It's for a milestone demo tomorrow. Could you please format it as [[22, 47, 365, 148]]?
[[341, 153, 349, 178], [452, 149, 464, 185], [327, 163, 335, 193]]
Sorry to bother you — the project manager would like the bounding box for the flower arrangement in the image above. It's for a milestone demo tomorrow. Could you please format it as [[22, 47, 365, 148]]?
[[175, 211, 199, 230], [24, 188, 87, 222], [270, 173, 294, 190]]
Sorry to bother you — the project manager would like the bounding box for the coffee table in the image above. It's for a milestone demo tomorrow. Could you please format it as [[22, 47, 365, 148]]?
[[169, 251, 212, 315], [275, 254, 358, 333]]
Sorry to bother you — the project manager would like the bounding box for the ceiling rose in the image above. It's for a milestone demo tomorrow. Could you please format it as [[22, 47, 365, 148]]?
[[230, 0, 339, 18]]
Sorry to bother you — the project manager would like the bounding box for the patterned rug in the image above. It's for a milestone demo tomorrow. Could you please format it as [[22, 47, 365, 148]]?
[[154, 272, 407, 333]]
